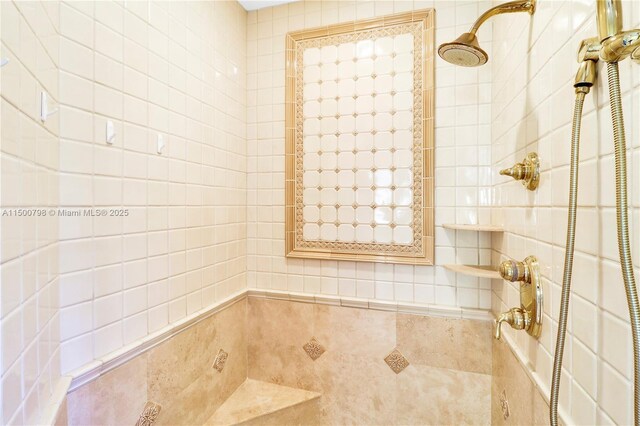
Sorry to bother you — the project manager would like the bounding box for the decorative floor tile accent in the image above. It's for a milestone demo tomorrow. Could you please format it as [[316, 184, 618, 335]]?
[[213, 348, 229, 372], [384, 348, 409, 374], [135, 401, 162, 426], [303, 337, 326, 361], [500, 389, 510, 420]]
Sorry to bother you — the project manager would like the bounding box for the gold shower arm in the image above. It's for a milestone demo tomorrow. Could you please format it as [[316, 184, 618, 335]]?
[[468, 0, 537, 34]]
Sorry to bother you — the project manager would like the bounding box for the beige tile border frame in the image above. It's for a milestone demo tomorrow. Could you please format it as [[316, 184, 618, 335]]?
[[285, 10, 435, 265]]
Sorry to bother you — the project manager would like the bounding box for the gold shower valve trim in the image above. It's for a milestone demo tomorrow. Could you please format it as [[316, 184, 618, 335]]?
[[499, 152, 540, 191], [495, 256, 543, 340], [499, 258, 529, 283]]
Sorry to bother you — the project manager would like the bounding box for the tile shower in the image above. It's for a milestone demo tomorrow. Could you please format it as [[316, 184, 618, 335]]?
[[2, 1, 640, 426]]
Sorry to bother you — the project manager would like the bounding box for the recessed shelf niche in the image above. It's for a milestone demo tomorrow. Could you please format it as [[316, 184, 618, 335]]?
[[442, 223, 503, 279], [443, 264, 500, 279]]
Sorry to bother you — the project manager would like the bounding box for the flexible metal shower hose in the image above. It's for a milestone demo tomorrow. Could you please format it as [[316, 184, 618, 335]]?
[[607, 61, 640, 425], [551, 62, 640, 425], [550, 89, 586, 426]]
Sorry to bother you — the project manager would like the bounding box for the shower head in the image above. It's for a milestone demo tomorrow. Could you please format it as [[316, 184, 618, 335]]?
[[437, 0, 536, 67], [437, 33, 488, 67]]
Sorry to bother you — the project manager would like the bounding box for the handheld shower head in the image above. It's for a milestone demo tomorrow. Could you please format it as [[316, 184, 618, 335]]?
[[437, 33, 488, 67], [438, 0, 536, 67]]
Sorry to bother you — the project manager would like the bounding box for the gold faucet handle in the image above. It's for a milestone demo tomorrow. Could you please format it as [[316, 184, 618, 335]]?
[[499, 259, 529, 283], [494, 308, 525, 340], [494, 311, 512, 340]]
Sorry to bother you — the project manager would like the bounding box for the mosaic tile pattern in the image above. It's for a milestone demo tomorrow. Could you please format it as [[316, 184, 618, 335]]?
[[134, 401, 162, 426], [384, 348, 409, 374], [301, 32, 416, 246], [303, 337, 326, 361], [213, 349, 229, 373], [297, 24, 422, 252], [285, 12, 435, 264]]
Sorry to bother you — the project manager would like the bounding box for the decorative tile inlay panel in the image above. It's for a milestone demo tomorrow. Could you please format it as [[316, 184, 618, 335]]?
[[303, 337, 326, 361], [285, 11, 435, 265], [384, 348, 409, 374], [213, 349, 229, 372], [135, 401, 162, 426]]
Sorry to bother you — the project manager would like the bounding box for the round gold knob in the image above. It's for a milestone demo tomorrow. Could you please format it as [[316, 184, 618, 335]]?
[[499, 259, 528, 282]]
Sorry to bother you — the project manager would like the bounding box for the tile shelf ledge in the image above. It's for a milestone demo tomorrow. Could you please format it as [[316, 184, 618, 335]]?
[[444, 264, 500, 279], [442, 223, 504, 232]]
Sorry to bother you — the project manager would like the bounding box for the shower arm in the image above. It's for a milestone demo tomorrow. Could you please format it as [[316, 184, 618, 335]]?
[[467, 0, 536, 35]]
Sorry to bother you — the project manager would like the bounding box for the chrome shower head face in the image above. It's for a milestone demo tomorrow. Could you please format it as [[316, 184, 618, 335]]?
[[437, 32, 488, 67]]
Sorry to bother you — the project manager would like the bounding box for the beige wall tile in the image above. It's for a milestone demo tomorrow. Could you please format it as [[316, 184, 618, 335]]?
[[94, 53, 123, 90], [397, 364, 491, 425], [148, 299, 247, 425], [67, 354, 148, 425], [317, 351, 397, 425], [249, 297, 314, 349], [59, 71, 93, 110], [491, 338, 549, 426], [396, 313, 492, 374], [59, 37, 93, 78], [54, 398, 69, 426], [60, 3, 93, 48], [63, 296, 499, 425], [59, 106, 93, 142], [247, 297, 492, 425], [314, 304, 396, 359], [94, 2, 123, 34]]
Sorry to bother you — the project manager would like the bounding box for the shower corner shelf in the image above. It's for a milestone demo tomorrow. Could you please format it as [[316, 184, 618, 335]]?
[[444, 264, 500, 279], [442, 223, 504, 232]]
